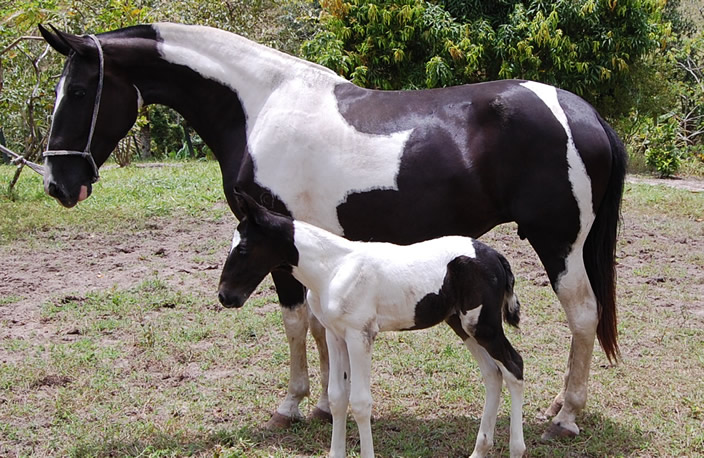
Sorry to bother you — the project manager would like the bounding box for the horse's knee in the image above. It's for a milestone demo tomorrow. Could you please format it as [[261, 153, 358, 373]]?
[[328, 384, 348, 416], [282, 304, 309, 338], [349, 392, 372, 422], [470, 431, 493, 458]]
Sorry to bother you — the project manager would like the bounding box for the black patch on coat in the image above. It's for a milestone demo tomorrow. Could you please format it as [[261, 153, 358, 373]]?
[[332, 81, 580, 289]]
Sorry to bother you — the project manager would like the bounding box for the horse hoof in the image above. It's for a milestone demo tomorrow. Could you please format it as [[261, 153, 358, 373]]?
[[541, 421, 579, 441], [264, 412, 299, 429], [309, 407, 333, 423]]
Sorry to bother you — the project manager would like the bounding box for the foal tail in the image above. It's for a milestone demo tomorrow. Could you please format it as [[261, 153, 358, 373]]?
[[499, 254, 521, 328], [586, 114, 628, 363]]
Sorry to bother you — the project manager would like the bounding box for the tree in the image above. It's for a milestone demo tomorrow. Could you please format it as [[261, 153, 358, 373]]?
[[0, 0, 317, 170], [302, 0, 669, 116]]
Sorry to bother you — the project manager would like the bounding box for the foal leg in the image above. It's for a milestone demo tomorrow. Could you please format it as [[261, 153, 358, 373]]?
[[345, 328, 376, 458], [326, 330, 351, 458], [463, 336, 503, 458], [497, 360, 525, 457], [308, 310, 332, 422]]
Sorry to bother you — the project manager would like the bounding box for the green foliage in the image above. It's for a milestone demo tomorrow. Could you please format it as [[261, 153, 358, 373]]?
[[303, 0, 667, 114], [0, 0, 317, 165], [642, 116, 683, 177]]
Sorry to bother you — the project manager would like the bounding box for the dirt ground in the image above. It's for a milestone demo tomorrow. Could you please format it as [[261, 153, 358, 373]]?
[[0, 217, 233, 357], [1, 175, 702, 361]]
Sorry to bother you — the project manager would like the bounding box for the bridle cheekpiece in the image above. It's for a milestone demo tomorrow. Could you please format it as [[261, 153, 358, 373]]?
[[43, 34, 104, 183]]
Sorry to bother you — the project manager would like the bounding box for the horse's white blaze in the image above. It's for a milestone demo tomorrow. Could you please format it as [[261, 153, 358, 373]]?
[[155, 23, 413, 235], [53, 75, 67, 116], [519, 82, 595, 293], [230, 227, 241, 252]]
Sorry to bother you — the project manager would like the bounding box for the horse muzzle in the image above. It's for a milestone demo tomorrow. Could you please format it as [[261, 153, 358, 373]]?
[[45, 179, 92, 208]]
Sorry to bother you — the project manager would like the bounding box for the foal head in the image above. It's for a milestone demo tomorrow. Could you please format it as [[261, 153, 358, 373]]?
[[218, 191, 299, 308], [39, 25, 143, 207]]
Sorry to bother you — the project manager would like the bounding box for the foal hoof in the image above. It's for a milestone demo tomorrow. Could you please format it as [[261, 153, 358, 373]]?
[[309, 407, 333, 424], [541, 421, 579, 441], [264, 412, 299, 430]]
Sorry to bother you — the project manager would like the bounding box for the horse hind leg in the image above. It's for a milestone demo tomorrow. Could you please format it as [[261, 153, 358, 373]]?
[[537, 242, 599, 439]]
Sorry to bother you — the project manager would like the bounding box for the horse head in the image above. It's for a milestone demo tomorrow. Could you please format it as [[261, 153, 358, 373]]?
[[218, 190, 299, 308], [39, 25, 142, 207]]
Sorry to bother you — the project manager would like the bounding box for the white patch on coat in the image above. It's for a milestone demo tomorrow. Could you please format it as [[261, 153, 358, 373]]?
[[519, 81, 595, 293], [460, 304, 483, 335], [292, 221, 477, 333], [154, 23, 413, 235]]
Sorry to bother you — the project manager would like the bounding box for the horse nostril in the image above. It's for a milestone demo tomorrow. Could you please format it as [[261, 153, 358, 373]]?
[[218, 291, 228, 306], [47, 181, 64, 200]]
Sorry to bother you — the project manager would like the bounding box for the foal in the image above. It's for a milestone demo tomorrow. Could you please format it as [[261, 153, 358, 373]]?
[[218, 191, 525, 458]]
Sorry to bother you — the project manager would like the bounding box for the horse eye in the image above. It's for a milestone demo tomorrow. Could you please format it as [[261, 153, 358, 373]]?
[[69, 86, 86, 98]]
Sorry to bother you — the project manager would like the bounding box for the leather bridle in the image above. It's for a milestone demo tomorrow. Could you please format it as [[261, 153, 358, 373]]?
[[43, 34, 104, 183]]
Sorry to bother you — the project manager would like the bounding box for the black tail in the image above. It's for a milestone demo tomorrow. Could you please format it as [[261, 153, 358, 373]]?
[[499, 254, 521, 328], [586, 115, 627, 363]]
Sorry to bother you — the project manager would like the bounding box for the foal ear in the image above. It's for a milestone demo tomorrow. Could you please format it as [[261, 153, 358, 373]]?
[[233, 188, 266, 223]]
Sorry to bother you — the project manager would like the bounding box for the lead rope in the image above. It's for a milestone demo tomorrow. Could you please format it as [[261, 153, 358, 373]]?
[[42, 34, 104, 183]]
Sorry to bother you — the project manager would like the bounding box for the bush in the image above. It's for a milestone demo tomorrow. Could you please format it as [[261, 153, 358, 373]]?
[[303, 0, 667, 115], [643, 117, 683, 177]]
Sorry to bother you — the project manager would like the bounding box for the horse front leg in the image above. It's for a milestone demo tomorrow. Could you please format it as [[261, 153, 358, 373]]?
[[308, 309, 332, 422], [542, 255, 598, 439], [267, 302, 310, 428]]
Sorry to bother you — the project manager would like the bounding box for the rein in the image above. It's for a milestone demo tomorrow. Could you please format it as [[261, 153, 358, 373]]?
[[43, 34, 103, 183], [0, 144, 44, 175]]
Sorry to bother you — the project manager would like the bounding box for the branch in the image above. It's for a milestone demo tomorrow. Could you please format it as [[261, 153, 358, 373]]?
[[0, 36, 44, 56]]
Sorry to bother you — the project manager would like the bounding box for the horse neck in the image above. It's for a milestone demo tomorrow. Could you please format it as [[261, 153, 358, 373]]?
[[291, 221, 355, 291], [152, 23, 340, 129]]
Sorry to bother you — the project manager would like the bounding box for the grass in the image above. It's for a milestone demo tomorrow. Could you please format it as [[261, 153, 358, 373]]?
[[1, 161, 703, 456], [0, 161, 228, 245]]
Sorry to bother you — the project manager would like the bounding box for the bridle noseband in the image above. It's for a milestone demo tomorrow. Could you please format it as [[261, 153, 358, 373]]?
[[43, 34, 104, 184]]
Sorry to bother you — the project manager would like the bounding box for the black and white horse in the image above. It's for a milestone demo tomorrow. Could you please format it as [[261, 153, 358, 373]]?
[[39, 22, 626, 438], [218, 190, 526, 458]]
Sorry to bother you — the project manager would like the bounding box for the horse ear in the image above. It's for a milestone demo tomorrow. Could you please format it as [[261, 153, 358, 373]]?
[[38, 24, 93, 57], [39, 24, 70, 56]]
